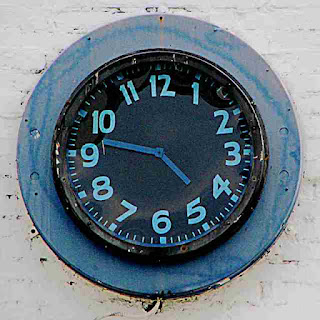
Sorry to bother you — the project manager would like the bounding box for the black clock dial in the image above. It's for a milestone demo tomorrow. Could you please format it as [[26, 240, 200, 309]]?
[[52, 50, 268, 258]]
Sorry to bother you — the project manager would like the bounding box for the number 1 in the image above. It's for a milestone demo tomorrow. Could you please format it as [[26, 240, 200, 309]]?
[[192, 82, 199, 105]]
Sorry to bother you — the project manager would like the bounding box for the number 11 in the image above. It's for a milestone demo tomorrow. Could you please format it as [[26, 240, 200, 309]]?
[[120, 80, 139, 105]]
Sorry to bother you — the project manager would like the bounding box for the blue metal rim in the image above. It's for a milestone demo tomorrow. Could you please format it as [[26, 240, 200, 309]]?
[[17, 14, 301, 298]]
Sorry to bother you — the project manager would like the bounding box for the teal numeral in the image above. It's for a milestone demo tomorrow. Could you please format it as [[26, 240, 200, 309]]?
[[213, 174, 232, 199], [149, 74, 176, 97], [116, 200, 137, 222], [158, 75, 175, 97], [225, 141, 241, 166], [192, 82, 199, 105], [214, 110, 233, 135], [81, 143, 99, 167], [152, 210, 171, 235], [187, 197, 206, 225], [150, 75, 157, 97], [92, 176, 113, 201], [127, 80, 139, 101], [92, 110, 115, 134], [120, 80, 139, 105]]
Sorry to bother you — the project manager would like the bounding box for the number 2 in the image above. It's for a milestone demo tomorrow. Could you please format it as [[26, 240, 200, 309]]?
[[214, 110, 233, 135]]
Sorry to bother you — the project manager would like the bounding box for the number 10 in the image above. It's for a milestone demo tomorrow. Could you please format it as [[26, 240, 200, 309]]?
[[92, 110, 115, 134]]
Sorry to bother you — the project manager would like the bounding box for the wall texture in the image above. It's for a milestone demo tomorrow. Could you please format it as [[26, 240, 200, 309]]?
[[0, 0, 318, 319]]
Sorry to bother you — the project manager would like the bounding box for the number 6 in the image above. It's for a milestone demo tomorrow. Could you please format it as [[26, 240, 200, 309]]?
[[152, 210, 171, 234]]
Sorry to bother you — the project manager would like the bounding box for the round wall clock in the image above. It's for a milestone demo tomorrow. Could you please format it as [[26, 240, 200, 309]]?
[[17, 15, 301, 297]]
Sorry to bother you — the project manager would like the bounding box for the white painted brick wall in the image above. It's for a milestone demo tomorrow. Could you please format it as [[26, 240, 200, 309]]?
[[0, 0, 319, 319]]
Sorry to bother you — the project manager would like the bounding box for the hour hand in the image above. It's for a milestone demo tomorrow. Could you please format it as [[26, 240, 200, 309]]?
[[103, 138, 158, 156], [161, 154, 191, 185]]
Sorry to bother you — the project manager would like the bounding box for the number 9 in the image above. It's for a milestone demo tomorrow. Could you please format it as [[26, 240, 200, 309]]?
[[81, 143, 99, 167]]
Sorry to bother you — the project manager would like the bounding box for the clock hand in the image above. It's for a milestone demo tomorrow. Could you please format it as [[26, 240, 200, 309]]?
[[103, 138, 159, 156], [160, 153, 191, 185]]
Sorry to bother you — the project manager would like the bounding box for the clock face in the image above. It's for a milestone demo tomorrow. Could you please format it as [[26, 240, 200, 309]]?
[[52, 50, 267, 258]]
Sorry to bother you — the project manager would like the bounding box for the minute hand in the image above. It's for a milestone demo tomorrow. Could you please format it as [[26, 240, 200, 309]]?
[[103, 138, 158, 156]]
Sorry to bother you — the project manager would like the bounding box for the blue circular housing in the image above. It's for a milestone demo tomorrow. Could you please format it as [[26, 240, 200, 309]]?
[[17, 14, 301, 298]]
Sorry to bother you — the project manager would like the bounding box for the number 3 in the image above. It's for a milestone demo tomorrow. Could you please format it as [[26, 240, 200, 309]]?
[[224, 141, 241, 166]]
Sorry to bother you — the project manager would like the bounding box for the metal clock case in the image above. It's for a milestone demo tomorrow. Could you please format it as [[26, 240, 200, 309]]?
[[17, 15, 301, 297], [52, 50, 267, 259]]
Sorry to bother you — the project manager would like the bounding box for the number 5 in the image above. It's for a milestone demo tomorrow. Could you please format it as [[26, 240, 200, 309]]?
[[187, 197, 206, 225]]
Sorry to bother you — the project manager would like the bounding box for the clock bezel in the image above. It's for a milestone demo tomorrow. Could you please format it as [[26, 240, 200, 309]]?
[[51, 49, 268, 259]]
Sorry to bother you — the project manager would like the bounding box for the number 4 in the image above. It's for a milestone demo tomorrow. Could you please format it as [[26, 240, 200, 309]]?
[[213, 174, 232, 199]]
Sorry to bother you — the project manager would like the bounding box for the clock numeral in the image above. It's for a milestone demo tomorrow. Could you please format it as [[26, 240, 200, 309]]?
[[116, 200, 137, 222], [187, 197, 206, 225], [152, 210, 172, 235], [159, 75, 175, 97], [120, 80, 139, 105], [149, 74, 176, 97], [214, 110, 233, 135], [150, 75, 157, 97], [192, 82, 199, 105], [92, 110, 115, 134], [225, 141, 241, 166], [213, 174, 232, 199], [92, 176, 113, 201], [81, 143, 99, 167]]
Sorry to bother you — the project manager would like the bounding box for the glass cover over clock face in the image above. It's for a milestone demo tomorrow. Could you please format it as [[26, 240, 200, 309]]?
[[52, 50, 267, 259]]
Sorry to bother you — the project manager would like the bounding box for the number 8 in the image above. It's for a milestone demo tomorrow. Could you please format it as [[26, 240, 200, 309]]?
[[92, 176, 113, 201]]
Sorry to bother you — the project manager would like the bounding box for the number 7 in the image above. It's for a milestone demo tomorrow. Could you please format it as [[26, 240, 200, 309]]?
[[116, 200, 137, 222]]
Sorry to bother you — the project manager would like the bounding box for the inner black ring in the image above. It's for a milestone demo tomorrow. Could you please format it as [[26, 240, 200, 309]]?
[[51, 49, 268, 260]]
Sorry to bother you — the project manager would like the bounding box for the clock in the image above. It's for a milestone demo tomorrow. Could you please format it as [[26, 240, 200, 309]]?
[[52, 50, 267, 258], [17, 15, 301, 297]]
